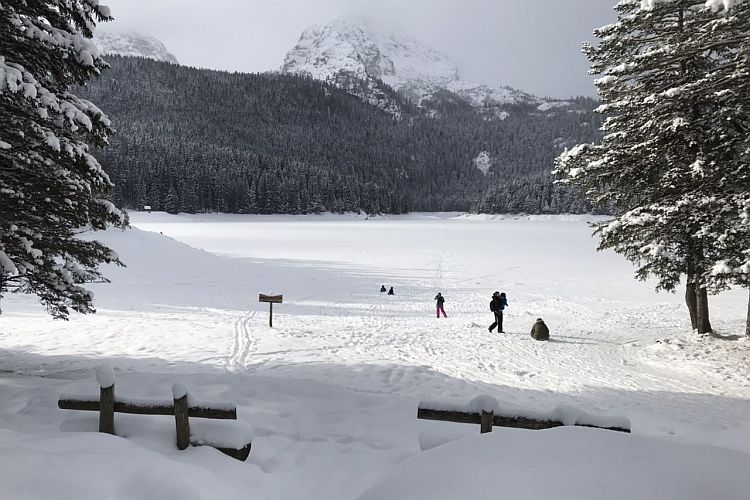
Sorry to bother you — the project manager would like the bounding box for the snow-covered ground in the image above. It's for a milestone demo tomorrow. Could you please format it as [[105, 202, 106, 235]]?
[[1, 212, 748, 499]]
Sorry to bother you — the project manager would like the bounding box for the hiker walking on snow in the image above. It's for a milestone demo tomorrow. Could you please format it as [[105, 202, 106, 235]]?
[[435, 292, 447, 318], [489, 291, 508, 333], [388, 286, 394, 295], [380, 285, 387, 293]]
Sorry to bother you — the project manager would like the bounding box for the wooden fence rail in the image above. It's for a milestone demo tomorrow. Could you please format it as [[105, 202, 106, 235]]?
[[417, 399, 631, 435], [58, 397, 237, 419]]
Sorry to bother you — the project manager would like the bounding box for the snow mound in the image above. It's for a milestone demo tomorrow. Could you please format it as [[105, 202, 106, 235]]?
[[0, 430, 251, 499], [191, 419, 254, 449], [359, 426, 750, 500]]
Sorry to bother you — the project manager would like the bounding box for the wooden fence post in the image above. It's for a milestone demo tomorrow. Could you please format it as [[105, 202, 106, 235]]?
[[480, 411, 493, 434], [174, 385, 190, 450], [99, 383, 115, 434]]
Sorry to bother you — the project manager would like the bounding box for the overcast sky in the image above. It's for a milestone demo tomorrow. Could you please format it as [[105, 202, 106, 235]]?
[[100, 0, 616, 98]]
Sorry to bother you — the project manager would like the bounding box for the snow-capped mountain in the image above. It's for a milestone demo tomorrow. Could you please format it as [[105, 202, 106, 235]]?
[[93, 32, 178, 64], [282, 20, 566, 116]]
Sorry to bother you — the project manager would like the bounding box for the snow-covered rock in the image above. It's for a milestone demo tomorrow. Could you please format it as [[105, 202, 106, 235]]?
[[93, 31, 178, 64], [282, 19, 570, 116]]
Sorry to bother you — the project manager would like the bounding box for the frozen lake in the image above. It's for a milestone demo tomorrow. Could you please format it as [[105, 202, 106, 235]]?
[[1, 213, 748, 499]]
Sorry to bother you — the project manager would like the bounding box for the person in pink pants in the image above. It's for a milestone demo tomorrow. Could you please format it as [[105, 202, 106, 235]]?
[[435, 292, 447, 318]]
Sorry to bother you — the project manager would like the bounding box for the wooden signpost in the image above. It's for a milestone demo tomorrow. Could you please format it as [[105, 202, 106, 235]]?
[[259, 293, 283, 327]]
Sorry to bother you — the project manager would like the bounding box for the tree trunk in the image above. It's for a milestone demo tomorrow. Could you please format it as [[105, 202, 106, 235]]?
[[0, 271, 5, 315], [696, 285, 712, 335], [685, 280, 698, 331]]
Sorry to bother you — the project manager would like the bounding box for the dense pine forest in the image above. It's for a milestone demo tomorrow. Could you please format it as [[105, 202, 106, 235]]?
[[79, 56, 601, 214]]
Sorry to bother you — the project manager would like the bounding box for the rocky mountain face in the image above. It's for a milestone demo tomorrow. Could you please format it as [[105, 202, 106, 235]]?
[[281, 20, 570, 117], [93, 31, 179, 64]]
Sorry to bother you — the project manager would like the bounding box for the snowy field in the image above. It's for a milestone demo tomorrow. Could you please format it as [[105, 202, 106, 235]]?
[[1, 212, 749, 499]]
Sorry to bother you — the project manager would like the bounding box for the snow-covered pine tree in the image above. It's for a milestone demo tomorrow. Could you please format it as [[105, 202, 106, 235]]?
[[555, 0, 749, 334], [0, 1, 122, 319], [695, 0, 750, 336], [164, 186, 180, 214]]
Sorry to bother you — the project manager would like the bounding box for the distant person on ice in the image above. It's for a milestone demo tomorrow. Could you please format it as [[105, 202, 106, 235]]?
[[530, 318, 550, 341], [380, 285, 387, 293], [388, 286, 394, 295], [489, 291, 508, 333], [434, 292, 447, 318]]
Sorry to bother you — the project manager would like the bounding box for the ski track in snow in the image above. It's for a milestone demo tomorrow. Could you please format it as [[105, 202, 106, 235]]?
[[229, 310, 258, 371]]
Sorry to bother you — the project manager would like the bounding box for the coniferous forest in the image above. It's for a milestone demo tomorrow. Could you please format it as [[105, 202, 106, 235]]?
[[79, 56, 601, 215]]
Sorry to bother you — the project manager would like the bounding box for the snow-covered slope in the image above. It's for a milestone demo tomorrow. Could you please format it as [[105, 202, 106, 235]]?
[[282, 20, 563, 116], [1, 213, 749, 499], [93, 31, 178, 64], [0, 213, 750, 500]]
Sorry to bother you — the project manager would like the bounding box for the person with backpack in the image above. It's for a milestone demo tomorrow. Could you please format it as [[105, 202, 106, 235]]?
[[380, 285, 387, 293], [388, 286, 394, 295], [434, 292, 447, 318], [489, 291, 508, 333]]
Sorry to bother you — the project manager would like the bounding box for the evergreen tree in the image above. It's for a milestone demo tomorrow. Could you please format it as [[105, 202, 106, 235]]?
[[120, 209, 131, 231], [0, 1, 122, 319], [164, 185, 180, 214], [181, 184, 200, 214], [694, 0, 750, 335], [555, 0, 749, 334]]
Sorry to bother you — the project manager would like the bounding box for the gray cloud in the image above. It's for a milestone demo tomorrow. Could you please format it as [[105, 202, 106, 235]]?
[[100, 0, 615, 98]]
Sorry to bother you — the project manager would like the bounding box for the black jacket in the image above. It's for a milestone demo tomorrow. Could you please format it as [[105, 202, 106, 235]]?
[[490, 297, 501, 312], [490, 296, 507, 313], [435, 294, 445, 306]]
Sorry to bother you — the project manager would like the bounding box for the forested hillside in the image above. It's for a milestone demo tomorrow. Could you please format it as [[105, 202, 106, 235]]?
[[80, 56, 601, 214]]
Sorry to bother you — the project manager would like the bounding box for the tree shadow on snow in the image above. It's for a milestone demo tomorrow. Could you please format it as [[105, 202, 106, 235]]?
[[1, 345, 749, 458], [547, 336, 601, 346]]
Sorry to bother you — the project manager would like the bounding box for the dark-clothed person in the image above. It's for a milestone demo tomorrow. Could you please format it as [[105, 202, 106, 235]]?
[[530, 318, 550, 341], [489, 291, 508, 333]]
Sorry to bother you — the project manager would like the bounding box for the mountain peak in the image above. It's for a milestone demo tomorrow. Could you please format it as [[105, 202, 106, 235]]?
[[93, 31, 179, 64], [282, 20, 554, 116]]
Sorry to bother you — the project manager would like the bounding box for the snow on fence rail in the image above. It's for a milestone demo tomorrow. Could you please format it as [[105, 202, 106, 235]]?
[[58, 366, 252, 461], [417, 395, 631, 434]]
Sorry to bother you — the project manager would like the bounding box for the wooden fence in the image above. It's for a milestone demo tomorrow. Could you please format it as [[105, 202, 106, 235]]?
[[58, 371, 251, 461], [417, 399, 631, 435]]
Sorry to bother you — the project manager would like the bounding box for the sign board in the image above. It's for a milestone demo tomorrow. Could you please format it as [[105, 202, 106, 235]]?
[[258, 293, 283, 327], [259, 294, 283, 304]]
